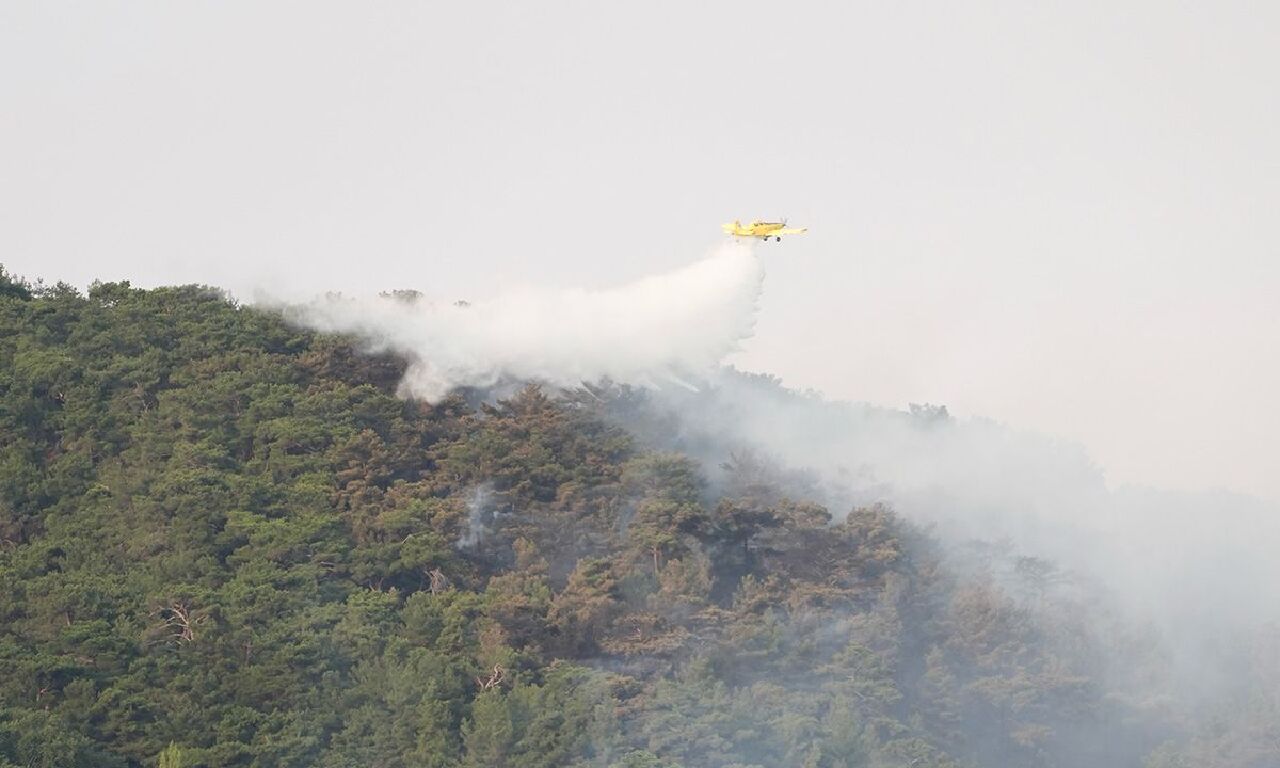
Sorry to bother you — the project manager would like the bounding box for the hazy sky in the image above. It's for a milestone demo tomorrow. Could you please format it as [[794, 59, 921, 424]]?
[[3, 2, 1278, 501]]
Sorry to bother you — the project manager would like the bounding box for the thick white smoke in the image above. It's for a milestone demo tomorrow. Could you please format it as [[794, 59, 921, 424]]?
[[289, 243, 764, 401]]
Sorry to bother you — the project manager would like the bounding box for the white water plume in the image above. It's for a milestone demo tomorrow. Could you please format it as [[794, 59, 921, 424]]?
[[288, 243, 764, 401]]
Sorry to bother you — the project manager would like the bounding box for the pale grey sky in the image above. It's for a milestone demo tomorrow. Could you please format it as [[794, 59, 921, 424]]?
[[3, 2, 1278, 501]]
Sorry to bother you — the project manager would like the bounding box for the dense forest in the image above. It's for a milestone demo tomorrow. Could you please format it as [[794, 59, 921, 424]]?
[[0, 266, 1275, 768]]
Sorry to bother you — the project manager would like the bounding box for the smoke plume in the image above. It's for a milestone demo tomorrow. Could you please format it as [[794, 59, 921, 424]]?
[[288, 243, 763, 401], [620, 370, 1280, 709], [281, 238, 1280, 743]]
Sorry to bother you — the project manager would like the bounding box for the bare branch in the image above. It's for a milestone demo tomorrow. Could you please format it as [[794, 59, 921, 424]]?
[[427, 567, 451, 595], [475, 664, 506, 691]]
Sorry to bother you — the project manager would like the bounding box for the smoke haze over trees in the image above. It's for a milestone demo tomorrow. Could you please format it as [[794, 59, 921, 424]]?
[[0, 268, 1277, 767]]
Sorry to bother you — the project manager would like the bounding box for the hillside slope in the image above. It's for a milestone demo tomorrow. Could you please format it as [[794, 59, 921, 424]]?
[[0, 273, 1269, 768]]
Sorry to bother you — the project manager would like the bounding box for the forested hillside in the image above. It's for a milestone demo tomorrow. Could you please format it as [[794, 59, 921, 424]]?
[[0, 268, 1270, 768]]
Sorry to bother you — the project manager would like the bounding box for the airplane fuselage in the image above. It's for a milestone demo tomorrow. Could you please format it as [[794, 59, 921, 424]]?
[[721, 219, 807, 240]]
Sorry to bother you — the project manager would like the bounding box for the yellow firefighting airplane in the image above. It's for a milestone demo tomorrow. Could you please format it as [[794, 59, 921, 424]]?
[[721, 218, 808, 241]]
